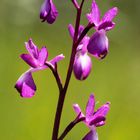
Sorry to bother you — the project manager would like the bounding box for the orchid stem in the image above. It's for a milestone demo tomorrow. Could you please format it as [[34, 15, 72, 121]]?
[[45, 62, 63, 91], [58, 116, 85, 140], [52, 1, 86, 140]]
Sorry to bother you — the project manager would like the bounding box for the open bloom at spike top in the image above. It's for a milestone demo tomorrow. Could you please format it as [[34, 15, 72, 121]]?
[[73, 94, 110, 140], [15, 39, 64, 98], [68, 24, 92, 80], [87, 0, 118, 31], [40, 0, 58, 24], [87, 0, 118, 59]]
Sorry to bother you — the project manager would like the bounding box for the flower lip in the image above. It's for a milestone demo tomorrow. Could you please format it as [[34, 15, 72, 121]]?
[[89, 116, 106, 126], [87, 30, 109, 59], [15, 71, 36, 98]]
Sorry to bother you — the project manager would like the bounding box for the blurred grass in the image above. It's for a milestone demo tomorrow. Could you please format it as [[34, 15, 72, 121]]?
[[0, 0, 140, 140]]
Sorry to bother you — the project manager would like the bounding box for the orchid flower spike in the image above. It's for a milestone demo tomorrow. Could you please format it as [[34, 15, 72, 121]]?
[[87, 0, 118, 59], [15, 38, 64, 98], [40, 0, 58, 24], [73, 94, 110, 140]]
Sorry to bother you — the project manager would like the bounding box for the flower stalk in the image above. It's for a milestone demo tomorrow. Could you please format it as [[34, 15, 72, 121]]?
[[51, 1, 86, 139], [58, 115, 85, 140]]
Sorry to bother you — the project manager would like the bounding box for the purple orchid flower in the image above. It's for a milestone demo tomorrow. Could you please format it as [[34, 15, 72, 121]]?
[[87, 0, 118, 59], [68, 24, 92, 80], [73, 94, 110, 140], [15, 70, 36, 98], [40, 0, 58, 24], [15, 39, 64, 98], [21, 39, 48, 68]]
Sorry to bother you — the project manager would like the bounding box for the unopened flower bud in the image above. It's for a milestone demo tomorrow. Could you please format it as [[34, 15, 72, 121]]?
[[40, 0, 58, 24], [73, 53, 92, 80]]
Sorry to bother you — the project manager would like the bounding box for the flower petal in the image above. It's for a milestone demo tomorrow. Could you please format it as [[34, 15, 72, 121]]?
[[95, 121, 105, 127], [21, 82, 35, 98], [89, 116, 105, 126], [80, 36, 90, 54], [86, 0, 100, 26], [68, 24, 84, 39], [78, 25, 84, 36], [94, 102, 110, 119], [20, 54, 38, 68], [15, 71, 36, 98], [82, 130, 98, 140], [38, 46, 48, 66], [49, 54, 65, 66], [25, 39, 39, 59], [86, 94, 95, 119], [68, 24, 74, 39], [46, 0, 58, 24], [73, 104, 85, 118], [102, 7, 118, 23], [73, 104, 82, 115], [98, 21, 115, 31], [40, 0, 51, 22]]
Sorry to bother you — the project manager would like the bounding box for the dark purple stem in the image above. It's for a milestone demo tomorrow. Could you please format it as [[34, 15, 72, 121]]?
[[58, 116, 85, 140], [45, 62, 63, 91], [76, 23, 95, 46], [51, 1, 88, 140], [71, 0, 80, 9]]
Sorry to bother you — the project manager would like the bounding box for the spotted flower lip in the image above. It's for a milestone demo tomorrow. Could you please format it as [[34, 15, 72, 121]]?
[[40, 0, 58, 24], [15, 39, 64, 98], [73, 94, 110, 127], [87, 0, 118, 31]]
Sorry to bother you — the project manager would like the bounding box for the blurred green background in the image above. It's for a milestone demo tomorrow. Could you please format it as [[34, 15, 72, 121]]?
[[0, 0, 140, 139]]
